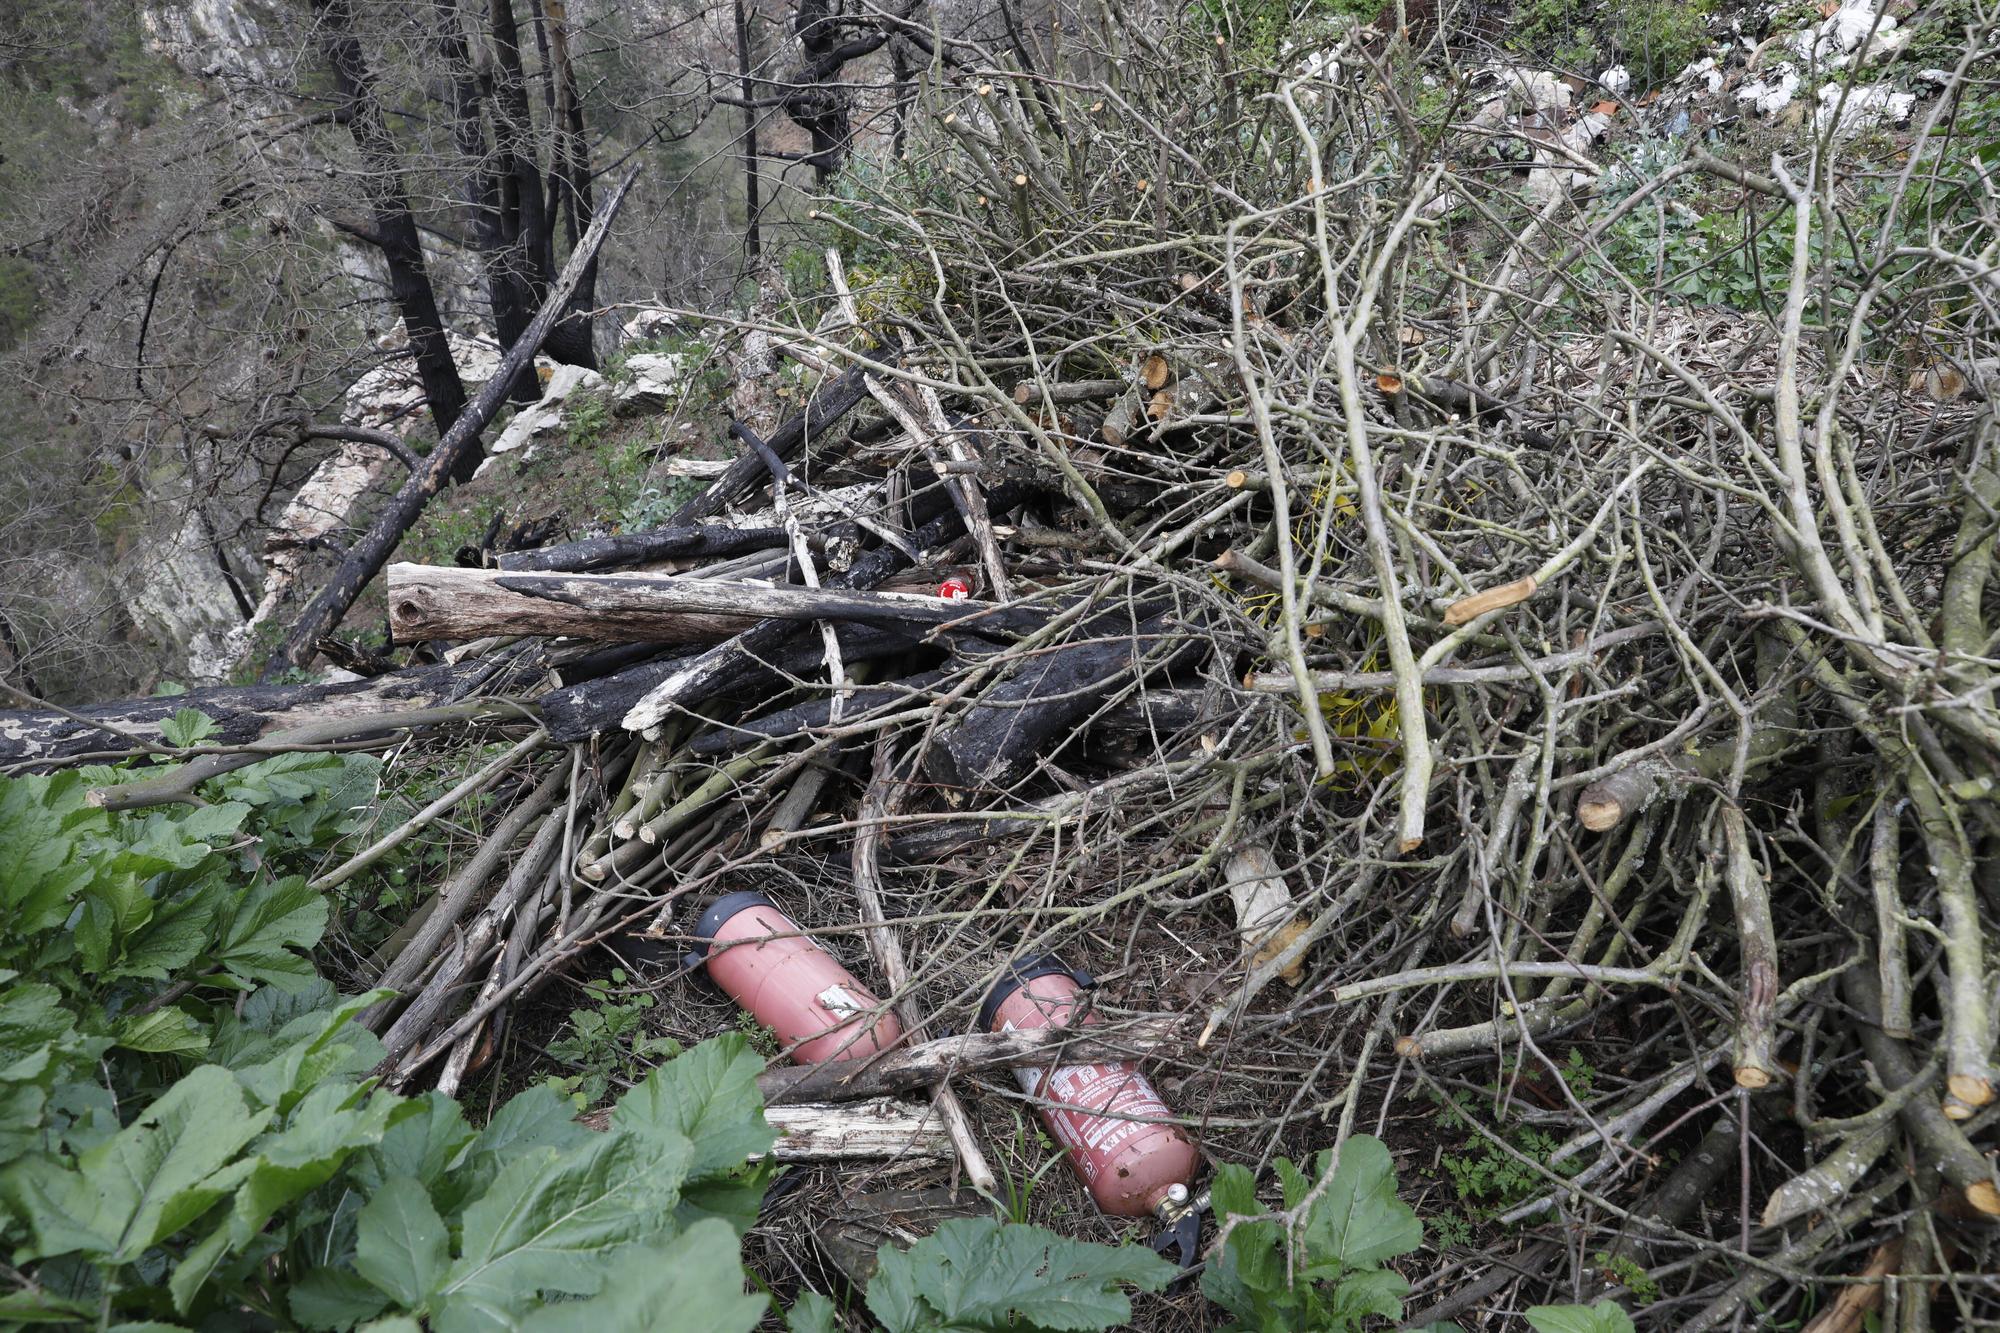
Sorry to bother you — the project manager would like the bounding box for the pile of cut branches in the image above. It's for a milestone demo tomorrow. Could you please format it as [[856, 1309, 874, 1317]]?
[[6, 8, 1998, 1328]]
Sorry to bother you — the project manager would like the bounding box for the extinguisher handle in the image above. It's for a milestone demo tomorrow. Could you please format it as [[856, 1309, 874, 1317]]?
[[1149, 1206, 1202, 1272]]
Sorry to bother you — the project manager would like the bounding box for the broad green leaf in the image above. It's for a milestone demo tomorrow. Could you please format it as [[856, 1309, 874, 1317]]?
[[113, 888, 222, 981], [0, 982, 106, 1165], [518, 1221, 765, 1333], [0, 774, 101, 937], [609, 1035, 775, 1232], [290, 1267, 393, 1332], [1199, 1161, 1287, 1323], [350, 1091, 475, 1203], [867, 1217, 1176, 1333], [168, 1222, 234, 1316], [1319, 1265, 1410, 1324], [1525, 1301, 1638, 1333], [1, 1065, 269, 1262], [0, 1289, 96, 1322], [610, 1035, 775, 1175], [232, 990, 392, 1114], [171, 800, 251, 843], [355, 1177, 450, 1308], [434, 1129, 693, 1330], [116, 1006, 210, 1056], [159, 708, 222, 748], [215, 875, 328, 991], [106, 807, 230, 877], [227, 1082, 412, 1244], [106, 1323, 192, 1332], [357, 1319, 423, 1333], [1285, 1136, 1422, 1275], [77, 872, 152, 975], [450, 1083, 592, 1207], [786, 1290, 841, 1333]]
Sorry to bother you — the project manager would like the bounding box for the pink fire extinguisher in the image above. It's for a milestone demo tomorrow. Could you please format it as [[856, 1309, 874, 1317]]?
[[979, 956, 1198, 1219], [688, 891, 903, 1064]]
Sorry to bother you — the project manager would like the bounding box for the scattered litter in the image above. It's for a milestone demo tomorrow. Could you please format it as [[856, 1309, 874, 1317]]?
[[1815, 80, 1915, 136], [1737, 62, 1800, 116]]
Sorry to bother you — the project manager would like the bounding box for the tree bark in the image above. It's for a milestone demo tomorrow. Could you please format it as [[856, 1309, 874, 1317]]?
[[537, 0, 597, 367], [387, 564, 1039, 643], [924, 610, 1209, 792], [495, 524, 795, 573], [734, 0, 761, 262], [312, 0, 470, 464], [0, 661, 506, 765], [432, 0, 539, 405]]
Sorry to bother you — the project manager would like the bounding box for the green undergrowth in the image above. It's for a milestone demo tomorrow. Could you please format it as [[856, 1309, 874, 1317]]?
[[0, 748, 1637, 1329], [0, 757, 1172, 1331]]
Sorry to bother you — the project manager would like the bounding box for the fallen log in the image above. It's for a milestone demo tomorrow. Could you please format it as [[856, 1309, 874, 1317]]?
[[925, 611, 1209, 792], [754, 1015, 1189, 1105], [620, 482, 1035, 733], [267, 168, 638, 678], [688, 679, 1213, 756], [537, 625, 925, 742], [89, 701, 529, 812], [664, 359, 881, 527], [495, 524, 795, 573], [387, 564, 1042, 645], [0, 659, 510, 766], [1012, 377, 1126, 407], [687, 668, 953, 755], [579, 1096, 950, 1160]]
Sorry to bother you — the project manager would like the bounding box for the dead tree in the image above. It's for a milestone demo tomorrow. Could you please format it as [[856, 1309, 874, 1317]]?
[[311, 0, 472, 472]]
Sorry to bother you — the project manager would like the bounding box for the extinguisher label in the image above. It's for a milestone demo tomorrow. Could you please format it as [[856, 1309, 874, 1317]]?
[[1013, 1059, 1171, 1186]]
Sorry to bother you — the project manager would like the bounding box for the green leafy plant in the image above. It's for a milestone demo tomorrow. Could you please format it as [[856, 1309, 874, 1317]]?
[[0, 763, 774, 1329], [1594, 1250, 1660, 1303], [1201, 1134, 1425, 1331], [1526, 1299, 1639, 1333], [543, 971, 681, 1108], [1429, 1210, 1475, 1249], [866, 1216, 1176, 1333], [564, 389, 612, 450]]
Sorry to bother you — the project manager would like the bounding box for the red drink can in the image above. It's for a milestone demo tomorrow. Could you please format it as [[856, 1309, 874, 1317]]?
[[979, 956, 1196, 1216], [690, 892, 902, 1064]]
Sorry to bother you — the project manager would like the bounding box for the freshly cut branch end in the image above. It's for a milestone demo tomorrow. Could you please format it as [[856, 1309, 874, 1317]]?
[[1442, 575, 1539, 627]]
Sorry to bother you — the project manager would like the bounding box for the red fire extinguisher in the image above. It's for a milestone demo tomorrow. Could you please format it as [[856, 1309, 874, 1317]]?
[[979, 956, 1198, 1218], [689, 891, 903, 1064]]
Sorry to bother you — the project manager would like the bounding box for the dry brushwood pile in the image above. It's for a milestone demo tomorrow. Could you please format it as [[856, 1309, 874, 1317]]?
[[6, 12, 2000, 1331]]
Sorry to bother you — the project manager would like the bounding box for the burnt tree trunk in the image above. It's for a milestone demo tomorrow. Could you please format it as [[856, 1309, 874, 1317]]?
[[538, 623, 924, 741], [495, 524, 795, 573], [735, 0, 761, 261], [0, 660, 505, 765], [313, 0, 472, 472], [433, 0, 540, 405], [924, 610, 1211, 792], [537, 0, 598, 367]]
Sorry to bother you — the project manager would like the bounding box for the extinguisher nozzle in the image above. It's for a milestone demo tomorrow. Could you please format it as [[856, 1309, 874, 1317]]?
[[1149, 1205, 1203, 1273]]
